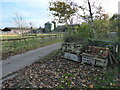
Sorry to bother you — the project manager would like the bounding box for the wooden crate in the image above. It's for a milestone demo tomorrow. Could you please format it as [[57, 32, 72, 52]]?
[[62, 42, 83, 54], [82, 55, 108, 67], [82, 55, 96, 65], [95, 58, 108, 67], [81, 52, 108, 67]]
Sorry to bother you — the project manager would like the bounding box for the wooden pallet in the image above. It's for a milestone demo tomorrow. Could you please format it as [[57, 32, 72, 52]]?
[[63, 52, 82, 62], [61, 42, 117, 67]]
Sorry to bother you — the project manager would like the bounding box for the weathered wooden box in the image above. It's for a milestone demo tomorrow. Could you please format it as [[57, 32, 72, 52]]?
[[63, 52, 81, 62], [82, 54, 108, 67], [61, 42, 83, 54], [81, 46, 109, 67], [95, 58, 108, 67], [82, 54, 96, 65], [61, 42, 109, 67]]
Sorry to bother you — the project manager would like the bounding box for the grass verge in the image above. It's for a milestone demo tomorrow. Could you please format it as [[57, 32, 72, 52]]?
[[2, 37, 63, 60]]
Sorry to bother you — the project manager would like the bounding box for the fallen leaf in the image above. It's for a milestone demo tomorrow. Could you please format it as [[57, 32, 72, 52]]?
[[89, 84, 94, 88]]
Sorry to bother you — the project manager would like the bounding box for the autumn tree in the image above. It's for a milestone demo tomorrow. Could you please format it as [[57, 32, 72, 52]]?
[[49, 0, 78, 25], [94, 6, 109, 20], [109, 14, 119, 32], [76, 0, 109, 38]]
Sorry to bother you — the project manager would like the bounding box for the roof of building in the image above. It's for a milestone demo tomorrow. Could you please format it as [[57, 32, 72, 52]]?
[[1, 27, 11, 31], [2, 27, 37, 30]]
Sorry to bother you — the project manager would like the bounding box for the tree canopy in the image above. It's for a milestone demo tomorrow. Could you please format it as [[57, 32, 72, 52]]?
[[49, 1, 78, 25]]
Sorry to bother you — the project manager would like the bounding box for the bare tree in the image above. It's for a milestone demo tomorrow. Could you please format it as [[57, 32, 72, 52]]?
[[12, 12, 28, 34], [29, 22, 34, 29], [12, 12, 27, 29]]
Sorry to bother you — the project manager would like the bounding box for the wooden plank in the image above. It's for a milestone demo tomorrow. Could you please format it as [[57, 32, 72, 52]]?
[[108, 52, 114, 65], [81, 53, 108, 67], [95, 59, 108, 67], [63, 52, 81, 62], [109, 51, 118, 64]]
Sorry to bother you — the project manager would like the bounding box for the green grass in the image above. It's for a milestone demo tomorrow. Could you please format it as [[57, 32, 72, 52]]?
[[90, 67, 119, 88], [2, 34, 64, 59], [1, 33, 64, 39]]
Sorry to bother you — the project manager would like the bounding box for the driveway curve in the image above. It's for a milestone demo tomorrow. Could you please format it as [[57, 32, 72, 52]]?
[[1, 42, 62, 79]]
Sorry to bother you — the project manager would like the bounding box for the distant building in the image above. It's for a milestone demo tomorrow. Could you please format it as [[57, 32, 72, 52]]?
[[56, 25, 67, 32], [0, 27, 12, 35], [0, 27, 38, 35], [35, 27, 45, 33], [44, 22, 52, 32], [52, 21, 57, 31], [56, 24, 80, 32], [1, 27, 11, 31], [44, 21, 57, 32]]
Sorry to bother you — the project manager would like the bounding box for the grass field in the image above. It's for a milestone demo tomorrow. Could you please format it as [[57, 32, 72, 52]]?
[[1, 33, 64, 59]]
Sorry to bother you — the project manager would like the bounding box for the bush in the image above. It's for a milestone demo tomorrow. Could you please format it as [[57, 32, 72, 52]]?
[[64, 32, 88, 45]]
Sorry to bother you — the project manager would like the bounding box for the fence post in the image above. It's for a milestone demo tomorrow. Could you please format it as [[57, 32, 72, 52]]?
[[41, 36, 43, 43]]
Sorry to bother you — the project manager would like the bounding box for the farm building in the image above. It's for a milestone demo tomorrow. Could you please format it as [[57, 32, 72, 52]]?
[[55, 24, 80, 32], [44, 22, 52, 32], [0, 27, 13, 35], [0, 27, 39, 35], [44, 21, 57, 32]]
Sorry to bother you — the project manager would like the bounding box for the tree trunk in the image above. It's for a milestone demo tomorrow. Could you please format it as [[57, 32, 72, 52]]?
[[87, 0, 96, 39]]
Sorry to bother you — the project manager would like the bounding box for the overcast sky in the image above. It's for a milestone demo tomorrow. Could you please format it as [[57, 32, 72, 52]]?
[[0, 0, 120, 28]]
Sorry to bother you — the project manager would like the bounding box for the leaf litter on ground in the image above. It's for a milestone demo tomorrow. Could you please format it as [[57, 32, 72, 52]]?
[[2, 50, 120, 88]]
